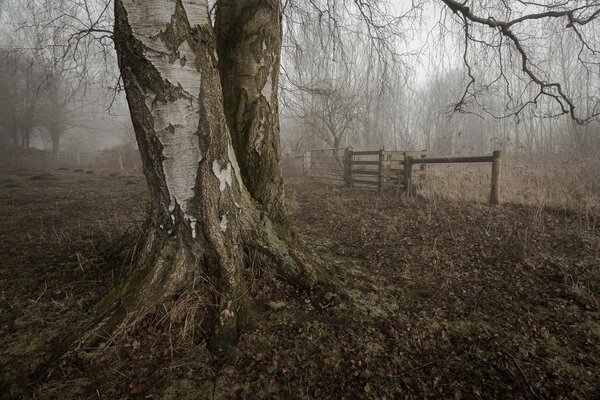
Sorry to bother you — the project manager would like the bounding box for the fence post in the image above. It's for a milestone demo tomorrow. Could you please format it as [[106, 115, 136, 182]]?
[[420, 152, 427, 178], [404, 156, 414, 195], [303, 151, 311, 177], [344, 147, 352, 187], [378, 148, 385, 192], [387, 152, 392, 185], [490, 150, 501, 205]]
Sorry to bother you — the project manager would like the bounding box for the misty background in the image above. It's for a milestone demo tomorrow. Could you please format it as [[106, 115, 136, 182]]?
[[1, 0, 599, 164]]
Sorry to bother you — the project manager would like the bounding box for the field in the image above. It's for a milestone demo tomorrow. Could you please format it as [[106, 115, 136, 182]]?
[[0, 167, 599, 399]]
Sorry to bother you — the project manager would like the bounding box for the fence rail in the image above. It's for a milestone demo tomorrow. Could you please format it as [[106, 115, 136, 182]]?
[[345, 149, 428, 191], [405, 150, 501, 204], [293, 147, 502, 204]]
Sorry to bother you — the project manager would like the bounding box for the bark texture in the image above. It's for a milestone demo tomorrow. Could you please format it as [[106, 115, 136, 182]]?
[[109, 0, 317, 348], [216, 0, 286, 222]]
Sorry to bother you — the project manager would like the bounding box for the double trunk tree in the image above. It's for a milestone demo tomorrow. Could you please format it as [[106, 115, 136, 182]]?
[[109, 0, 318, 348]]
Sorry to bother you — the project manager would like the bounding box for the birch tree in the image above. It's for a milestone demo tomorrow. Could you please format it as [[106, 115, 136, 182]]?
[[111, 0, 317, 349]]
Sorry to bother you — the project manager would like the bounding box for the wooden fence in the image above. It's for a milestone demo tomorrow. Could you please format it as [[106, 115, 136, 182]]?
[[345, 149, 429, 191], [303, 147, 347, 182], [404, 150, 502, 205], [296, 148, 502, 204]]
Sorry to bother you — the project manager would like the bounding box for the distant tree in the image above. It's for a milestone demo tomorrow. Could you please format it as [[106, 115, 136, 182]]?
[[36, 52, 92, 157], [0, 0, 99, 154], [280, 4, 408, 151], [0, 50, 43, 149]]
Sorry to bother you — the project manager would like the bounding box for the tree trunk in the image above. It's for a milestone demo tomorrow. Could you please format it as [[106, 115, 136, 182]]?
[[215, 0, 286, 222], [22, 126, 31, 149], [51, 132, 60, 161], [109, 0, 317, 349], [332, 136, 342, 165]]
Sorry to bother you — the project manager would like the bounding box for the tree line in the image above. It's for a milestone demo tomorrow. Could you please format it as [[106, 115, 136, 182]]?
[[280, 0, 600, 157]]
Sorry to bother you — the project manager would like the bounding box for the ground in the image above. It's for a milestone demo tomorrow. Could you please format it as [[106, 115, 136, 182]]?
[[0, 170, 598, 399]]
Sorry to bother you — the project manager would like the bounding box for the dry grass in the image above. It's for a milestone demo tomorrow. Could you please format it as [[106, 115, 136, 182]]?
[[417, 155, 600, 212]]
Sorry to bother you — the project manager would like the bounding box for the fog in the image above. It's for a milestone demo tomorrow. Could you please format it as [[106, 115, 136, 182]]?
[[278, 0, 600, 156], [2, 0, 598, 162]]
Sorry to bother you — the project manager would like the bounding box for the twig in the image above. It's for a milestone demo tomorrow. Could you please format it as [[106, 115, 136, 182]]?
[[501, 349, 544, 400], [396, 358, 443, 376]]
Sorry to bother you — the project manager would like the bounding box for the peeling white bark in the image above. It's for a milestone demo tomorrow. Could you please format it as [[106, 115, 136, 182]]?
[[123, 0, 210, 36], [121, 0, 209, 223], [153, 98, 202, 216], [219, 214, 228, 232], [122, 0, 203, 119], [180, 0, 210, 27], [171, 39, 203, 98], [139, 36, 202, 100], [122, 0, 176, 40], [212, 160, 232, 192], [261, 66, 273, 102], [190, 218, 198, 238]]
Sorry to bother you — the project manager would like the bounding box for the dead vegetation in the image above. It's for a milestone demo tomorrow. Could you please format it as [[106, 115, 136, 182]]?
[[0, 167, 598, 399], [418, 155, 600, 213]]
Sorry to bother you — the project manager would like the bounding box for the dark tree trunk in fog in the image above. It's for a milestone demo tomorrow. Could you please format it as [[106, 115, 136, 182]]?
[[50, 131, 60, 158], [11, 126, 32, 150], [215, 0, 285, 222], [110, 0, 317, 347]]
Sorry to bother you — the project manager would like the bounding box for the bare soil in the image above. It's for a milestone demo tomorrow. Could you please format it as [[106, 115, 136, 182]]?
[[0, 171, 598, 399]]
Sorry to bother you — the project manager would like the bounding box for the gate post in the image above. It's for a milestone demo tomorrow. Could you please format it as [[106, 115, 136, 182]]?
[[404, 155, 414, 195], [490, 150, 501, 205], [378, 148, 385, 192], [344, 147, 353, 187]]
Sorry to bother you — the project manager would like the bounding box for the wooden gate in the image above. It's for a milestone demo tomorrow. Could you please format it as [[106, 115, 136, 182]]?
[[345, 149, 428, 191]]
